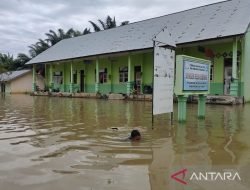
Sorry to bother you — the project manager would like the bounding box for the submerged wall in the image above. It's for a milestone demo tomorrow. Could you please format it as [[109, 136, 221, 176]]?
[[46, 52, 154, 94], [243, 31, 250, 102], [178, 41, 242, 96], [44, 39, 245, 97], [10, 72, 44, 93]]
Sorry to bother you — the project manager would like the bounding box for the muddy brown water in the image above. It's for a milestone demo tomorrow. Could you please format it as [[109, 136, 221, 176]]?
[[0, 95, 250, 190]]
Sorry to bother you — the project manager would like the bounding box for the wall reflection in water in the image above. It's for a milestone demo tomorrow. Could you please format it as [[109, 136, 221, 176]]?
[[0, 95, 250, 190]]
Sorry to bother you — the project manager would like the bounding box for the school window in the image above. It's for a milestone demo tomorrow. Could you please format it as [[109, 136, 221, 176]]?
[[210, 65, 214, 81], [53, 71, 63, 84], [99, 68, 107, 83], [73, 71, 77, 84], [119, 67, 128, 83]]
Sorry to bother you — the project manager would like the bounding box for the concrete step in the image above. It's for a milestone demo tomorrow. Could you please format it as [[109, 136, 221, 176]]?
[[191, 95, 244, 105], [108, 93, 125, 100]]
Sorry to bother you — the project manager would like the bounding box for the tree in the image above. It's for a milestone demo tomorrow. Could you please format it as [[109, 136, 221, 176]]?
[[72, 30, 83, 37], [83, 28, 91, 35], [0, 54, 6, 71], [15, 53, 31, 69], [29, 39, 50, 58], [0, 15, 130, 72], [0, 53, 31, 72], [0, 53, 15, 71], [45, 28, 84, 46], [89, 21, 102, 32], [89, 15, 129, 32], [121, 21, 129, 26]]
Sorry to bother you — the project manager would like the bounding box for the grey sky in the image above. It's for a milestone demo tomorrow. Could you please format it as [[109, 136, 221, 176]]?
[[0, 0, 222, 57]]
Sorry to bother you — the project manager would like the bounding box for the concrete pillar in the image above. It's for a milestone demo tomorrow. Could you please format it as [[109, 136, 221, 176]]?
[[70, 62, 73, 93], [95, 59, 100, 93], [230, 37, 239, 96], [63, 63, 66, 92], [177, 95, 188, 123], [127, 55, 133, 94], [110, 61, 113, 93], [32, 64, 36, 92], [44, 64, 47, 87], [49, 64, 54, 92], [141, 55, 144, 94], [243, 31, 250, 102], [198, 95, 206, 119]]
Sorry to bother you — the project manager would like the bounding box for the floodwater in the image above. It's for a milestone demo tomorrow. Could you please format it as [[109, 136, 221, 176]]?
[[0, 95, 250, 190]]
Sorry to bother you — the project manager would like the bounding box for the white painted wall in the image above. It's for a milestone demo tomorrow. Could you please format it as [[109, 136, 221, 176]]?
[[9, 72, 44, 93]]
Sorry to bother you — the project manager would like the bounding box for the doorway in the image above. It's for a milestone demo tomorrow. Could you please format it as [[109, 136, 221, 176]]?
[[0, 83, 5, 93], [134, 66, 142, 94], [80, 70, 85, 92], [224, 58, 232, 95]]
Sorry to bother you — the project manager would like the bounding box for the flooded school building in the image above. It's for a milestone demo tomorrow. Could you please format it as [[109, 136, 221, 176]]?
[[27, 0, 250, 102]]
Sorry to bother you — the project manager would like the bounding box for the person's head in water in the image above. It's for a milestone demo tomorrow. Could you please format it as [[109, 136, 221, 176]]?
[[129, 129, 141, 141]]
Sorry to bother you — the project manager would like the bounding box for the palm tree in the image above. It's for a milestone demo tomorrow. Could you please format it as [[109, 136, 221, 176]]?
[[83, 28, 91, 35], [72, 30, 83, 37], [89, 15, 129, 32], [99, 16, 116, 29], [15, 53, 31, 69], [89, 21, 102, 32], [29, 39, 50, 58], [121, 21, 129, 26], [0, 52, 31, 72], [45, 28, 86, 45], [45, 28, 72, 46], [0, 53, 7, 73], [16, 53, 31, 64], [0, 53, 15, 71], [23, 16, 129, 60]]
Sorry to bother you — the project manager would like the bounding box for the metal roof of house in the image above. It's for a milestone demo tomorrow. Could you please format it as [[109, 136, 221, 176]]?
[[27, 0, 250, 65], [0, 70, 31, 82]]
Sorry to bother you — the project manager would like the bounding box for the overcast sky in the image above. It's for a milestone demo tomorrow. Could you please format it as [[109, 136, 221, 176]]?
[[0, 0, 222, 57]]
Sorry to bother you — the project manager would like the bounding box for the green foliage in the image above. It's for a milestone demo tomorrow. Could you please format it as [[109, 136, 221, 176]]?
[[0, 53, 14, 72], [0, 53, 31, 73], [83, 28, 91, 35], [0, 15, 129, 72], [89, 15, 129, 32], [89, 21, 101, 32]]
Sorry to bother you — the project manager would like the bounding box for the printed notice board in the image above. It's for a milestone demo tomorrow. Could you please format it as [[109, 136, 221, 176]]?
[[174, 55, 211, 95], [183, 60, 209, 91], [153, 46, 175, 115]]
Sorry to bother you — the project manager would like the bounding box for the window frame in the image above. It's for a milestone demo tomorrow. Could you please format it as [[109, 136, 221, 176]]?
[[210, 65, 214, 81], [99, 68, 108, 84], [119, 67, 128, 83]]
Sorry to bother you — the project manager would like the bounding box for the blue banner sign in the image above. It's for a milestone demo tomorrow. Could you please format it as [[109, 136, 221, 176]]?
[[183, 60, 209, 91]]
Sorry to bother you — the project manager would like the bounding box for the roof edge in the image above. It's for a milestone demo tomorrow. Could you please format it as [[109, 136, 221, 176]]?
[[0, 70, 31, 82], [28, 33, 244, 65]]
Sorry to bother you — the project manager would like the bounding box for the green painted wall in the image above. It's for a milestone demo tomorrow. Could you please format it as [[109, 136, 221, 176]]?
[[179, 41, 241, 95], [53, 63, 64, 91], [243, 31, 250, 102], [85, 61, 95, 93], [45, 64, 49, 87], [111, 55, 128, 94], [143, 52, 153, 85], [43, 39, 246, 97], [99, 58, 112, 94]]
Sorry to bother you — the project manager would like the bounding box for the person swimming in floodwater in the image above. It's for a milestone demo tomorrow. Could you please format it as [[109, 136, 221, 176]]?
[[111, 128, 141, 141], [129, 129, 141, 141]]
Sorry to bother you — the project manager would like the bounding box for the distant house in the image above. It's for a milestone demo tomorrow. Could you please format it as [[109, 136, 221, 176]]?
[[0, 70, 44, 94]]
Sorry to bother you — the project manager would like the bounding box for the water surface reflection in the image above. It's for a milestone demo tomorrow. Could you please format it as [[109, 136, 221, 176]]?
[[0, 95, 250, 190]]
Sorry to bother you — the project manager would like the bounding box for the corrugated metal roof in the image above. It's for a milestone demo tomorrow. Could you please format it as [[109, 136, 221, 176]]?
[[27, 0, 250, 65], [0, 70, 31, 82]]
